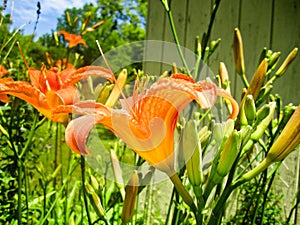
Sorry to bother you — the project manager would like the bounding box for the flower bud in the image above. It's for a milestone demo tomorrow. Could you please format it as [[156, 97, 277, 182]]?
[[195, 35, 201, 57], [247, 58, 268, 100], [244, 95, 256, 125], [266, 105, 300, 162], [66, 11, 72, 26], [183, 120, 202, 187], [198, 126, 211, 148], [275, 48, 298, 77], [276, 104, 296, 134], [219, 62, 231, 94], [95, 83, 114, 104], [252, 102, 276, 141], [268, 51, 281, 71], [256, 83, 273, 106], [105, 69, 127, 107], [121, 170, 139, 224], [81, 11, 92, 32], [233, 28, 245, 75], [214, 130, 241, 182], [110, 149, 125, 199], [85, 183, 105, 217]]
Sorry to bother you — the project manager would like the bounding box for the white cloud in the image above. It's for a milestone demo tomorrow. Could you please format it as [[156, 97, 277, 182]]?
[[5, 0, 96, 36]]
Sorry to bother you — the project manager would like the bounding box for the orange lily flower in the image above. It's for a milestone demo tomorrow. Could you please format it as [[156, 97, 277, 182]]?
[[0, 65, 11, 102], [58, 30, 86, 48], [55, 74, 239, 174], [0, 65, 114, 124]]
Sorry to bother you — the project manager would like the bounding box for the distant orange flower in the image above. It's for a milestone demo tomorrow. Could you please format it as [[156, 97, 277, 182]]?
[[0, 65, 9, 77], [0, 65, 113, 124], [58, 30, 86, 48], [55, 74, 239, 174]]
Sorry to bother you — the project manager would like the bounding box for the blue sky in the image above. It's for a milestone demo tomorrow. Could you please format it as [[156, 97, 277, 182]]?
[[4, 0, 96, 37]]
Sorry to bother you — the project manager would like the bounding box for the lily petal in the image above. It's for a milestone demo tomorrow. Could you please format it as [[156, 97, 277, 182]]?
[[0, 81, 50, 118], [62, 66, 114, 87]]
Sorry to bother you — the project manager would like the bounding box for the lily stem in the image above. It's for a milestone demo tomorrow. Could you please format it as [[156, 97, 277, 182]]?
[[169, 173, 201, 224], [163, 2, 191, 76], [81, 156, 92, 224]]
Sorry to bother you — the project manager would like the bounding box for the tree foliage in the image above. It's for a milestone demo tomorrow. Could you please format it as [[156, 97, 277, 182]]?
[[38, 0, 147, 66]]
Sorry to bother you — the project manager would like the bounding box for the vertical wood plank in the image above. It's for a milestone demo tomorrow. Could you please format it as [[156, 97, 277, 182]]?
[[209, 0, 240, 98], [271, 0, 300, 105], [144, 0, 167, 76], [160, 0, 189, 73], [234, 0, 273, 100]]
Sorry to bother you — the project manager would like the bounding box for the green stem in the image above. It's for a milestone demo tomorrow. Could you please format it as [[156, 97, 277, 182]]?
[[169, 173, 201, 224], [201, 0, 221, 61], [17, 160, 22, 225], [19, 111, 39, 159], [162, 1, 191, 76], [40, 157, 78, 224], [240, 72, 249, 88], [81, 156, 92, 224]]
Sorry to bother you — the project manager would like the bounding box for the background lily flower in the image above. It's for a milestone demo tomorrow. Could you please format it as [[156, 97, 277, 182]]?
[[0, 65, 114, 124], [58, 30, 86, 48], [0, 65, 10, 77], [55, 74, 238, 174]]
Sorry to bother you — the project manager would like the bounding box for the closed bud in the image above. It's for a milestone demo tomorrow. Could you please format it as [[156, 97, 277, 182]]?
[[219, 62, 231, 93], [81, 11, 92, 32], [215, 130, 241, 180], [85, 183, 105, 217], [110, 149, 125, 199], [244, 95, 256, 125], [92, 20, 105, 30], [161, 0, 170, 11], [183, 120, 202, 188], [275, 48, 298, 77], [267, 105, 300, 162], [95, 83, 114, 104], [276, 104, 296, 134], [256, 83, 273, 106], [121, 170, 139, 224], [247, 58, 268, 100], [105, 69, 127, 107], [238, 125, 252, 146], [268, 51, 281, 71], [195, 35, 201, 57], [198, 126, 211, 148], [66, 11, 72, 26], [90, 175, 99, 191], [53, 31, 59, 45], [233, 28, 245, 75], [251, 102, 276, 141]]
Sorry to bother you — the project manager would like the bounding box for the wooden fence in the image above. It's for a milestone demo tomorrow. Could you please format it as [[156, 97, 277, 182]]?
[[144, 0, 300, 223], [144, 0, 299, 105]]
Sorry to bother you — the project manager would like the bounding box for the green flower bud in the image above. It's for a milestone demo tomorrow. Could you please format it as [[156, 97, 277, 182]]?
[[94, 83, 114, 104], [121, 171, 139, 224], [215, 130, 241, 179], [275, 48, 298, 77], [244, 95, 256, 125], [251, 102, 276, 141], [268, 52, 281, 71], [233, 28, 245, 76], [85, 183, 105, 217], [183, 120, 202, 187], [105, 69, 127, 107]]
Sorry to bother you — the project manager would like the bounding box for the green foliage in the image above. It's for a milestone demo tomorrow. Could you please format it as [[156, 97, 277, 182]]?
[[226, 178, 286, 224], [37, 0, 147, 66]]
